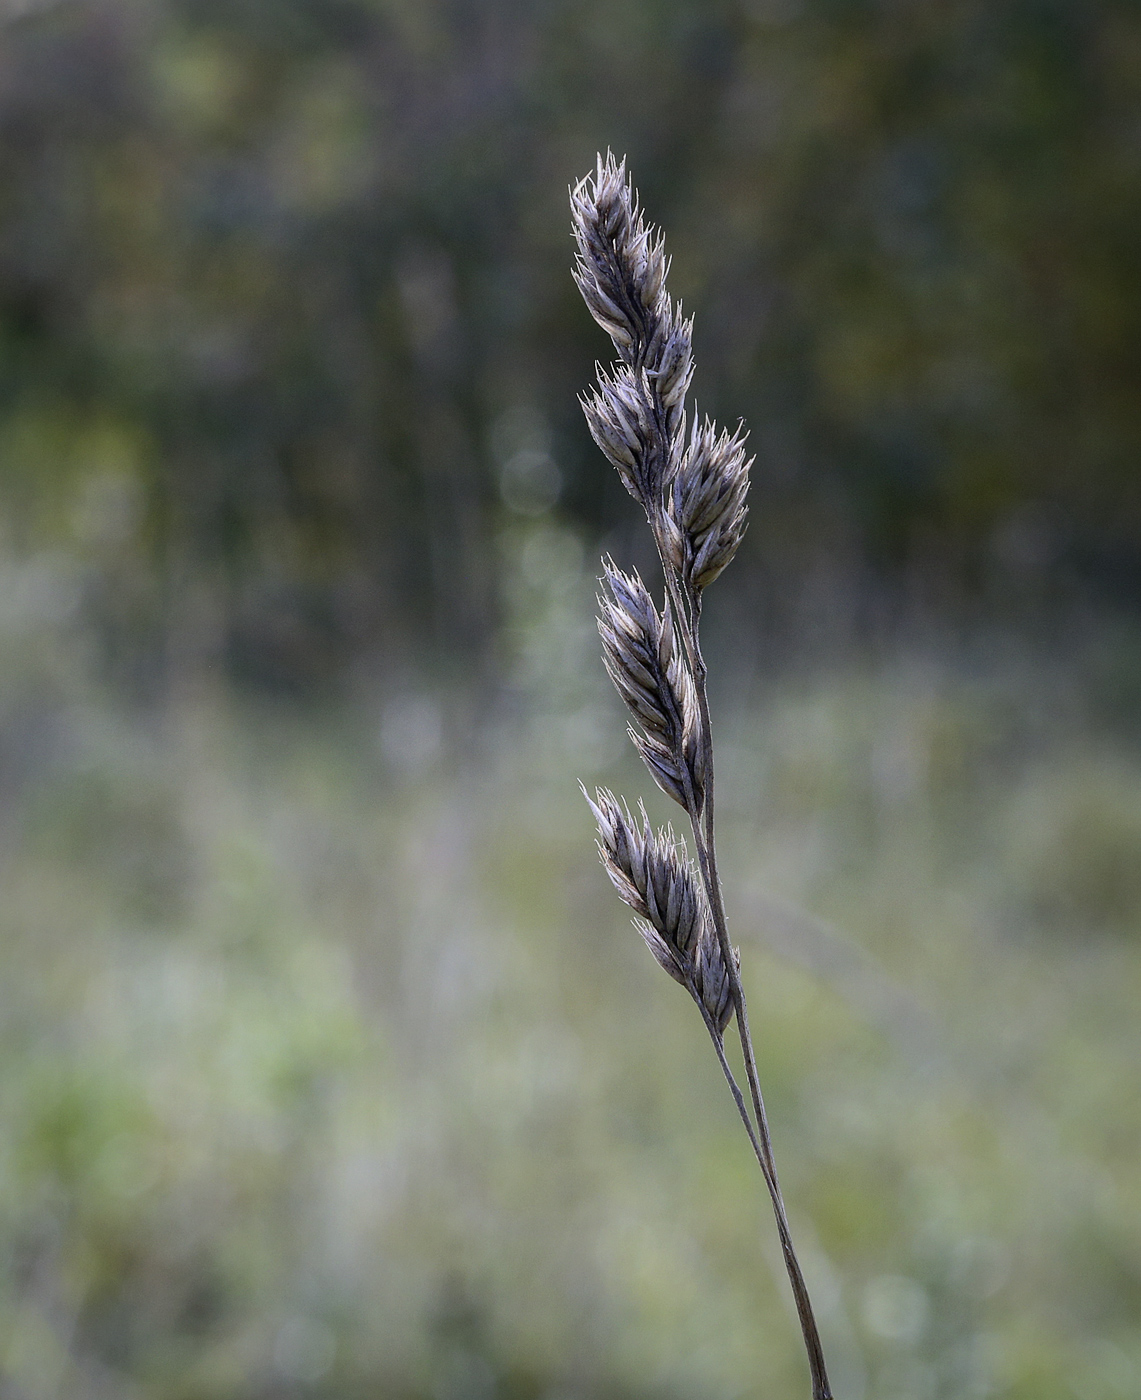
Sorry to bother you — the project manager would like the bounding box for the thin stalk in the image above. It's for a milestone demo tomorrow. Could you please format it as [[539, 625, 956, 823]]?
[[651, 515, 833, 1400], [651, 528, 775, 1179], [694, 1004, 834, 1400], [687, 601, 833, 1400], [688, 595, 776, 1174]]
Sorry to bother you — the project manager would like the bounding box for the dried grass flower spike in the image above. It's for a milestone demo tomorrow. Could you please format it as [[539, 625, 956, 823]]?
[[572, 152, 834, 1400]]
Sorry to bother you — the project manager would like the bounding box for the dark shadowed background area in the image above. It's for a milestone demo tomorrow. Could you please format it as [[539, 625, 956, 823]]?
[[1, 1, 1139, 1398]]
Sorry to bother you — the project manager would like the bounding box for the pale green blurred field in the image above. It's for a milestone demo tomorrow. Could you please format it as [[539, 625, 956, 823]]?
[[1, 525, 1140, 1400]]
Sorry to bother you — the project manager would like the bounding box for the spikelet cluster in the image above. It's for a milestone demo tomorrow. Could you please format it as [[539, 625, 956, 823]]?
[[570, 155, 693, 397], [571, 152, 748, 592], [585, 788, 735, 1033], [597, 560, 704, 811], [573, 154, 693, 503]]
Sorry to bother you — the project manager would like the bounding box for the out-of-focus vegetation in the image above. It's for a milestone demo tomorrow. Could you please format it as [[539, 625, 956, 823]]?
[[3, 521, 1141, 1400], [1, 1, 1140, 1398]]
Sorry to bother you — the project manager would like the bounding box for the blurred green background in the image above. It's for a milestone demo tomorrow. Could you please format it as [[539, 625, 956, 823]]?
[[1, 1, 1140, 1397]]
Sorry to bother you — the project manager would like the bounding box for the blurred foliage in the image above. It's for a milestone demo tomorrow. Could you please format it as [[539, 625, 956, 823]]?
[[0, 527, 1139, 1398], [1, 0, 1139, 694], [1, 2, 1141, 1397]]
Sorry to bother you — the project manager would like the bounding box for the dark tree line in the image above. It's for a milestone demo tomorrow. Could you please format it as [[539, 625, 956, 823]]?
[[1, 0, 1138, 695]]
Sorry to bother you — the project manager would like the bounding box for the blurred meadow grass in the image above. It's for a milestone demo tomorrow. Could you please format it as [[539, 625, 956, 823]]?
[[2, 522, 1139, 1400], [2, 2, 1140, 1395]]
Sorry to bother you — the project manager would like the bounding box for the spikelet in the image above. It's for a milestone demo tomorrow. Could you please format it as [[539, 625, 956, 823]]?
[[580, 365, 661, 502], [597, 560, 704, 811], [692, 926, 740, 1035], [665, 416, 751, 590], [648, 311, 695, 433], [584, 787, 737, 1033]]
